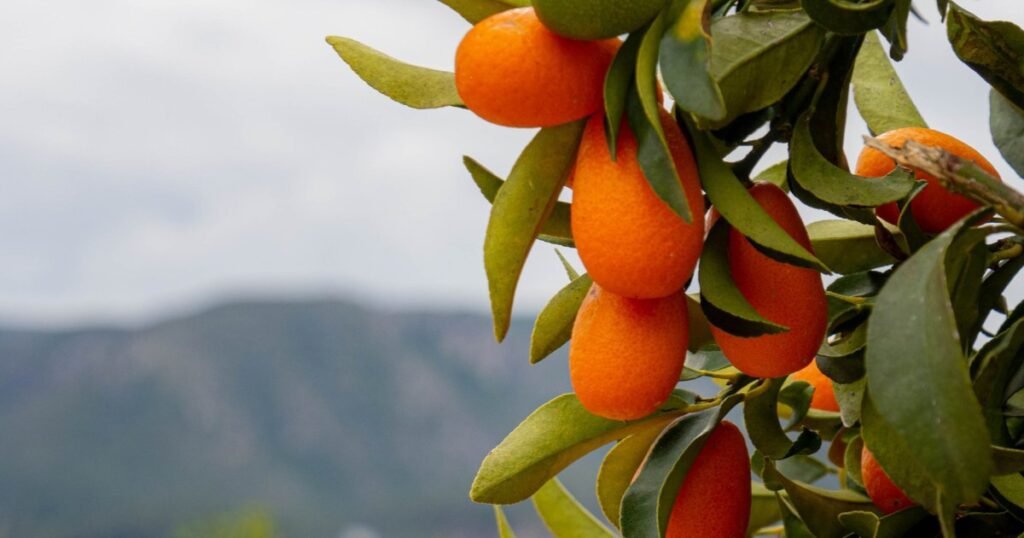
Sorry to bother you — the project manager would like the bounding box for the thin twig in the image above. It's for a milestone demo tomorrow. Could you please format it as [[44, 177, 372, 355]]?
[[863, 136, 1024, 227]]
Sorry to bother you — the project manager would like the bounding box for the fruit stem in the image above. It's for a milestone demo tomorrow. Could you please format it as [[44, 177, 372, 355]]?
[[864, 136, 1024, 228]]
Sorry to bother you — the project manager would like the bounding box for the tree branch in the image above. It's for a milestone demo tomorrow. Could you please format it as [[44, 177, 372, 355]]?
[[863, 136, 1024, 227]]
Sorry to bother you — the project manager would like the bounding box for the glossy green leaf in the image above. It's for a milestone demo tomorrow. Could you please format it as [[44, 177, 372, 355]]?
[[776, 455, 830, 484], [762, 457, 878, 538], [838, 507, 931, 538], [748, 482, 783, 534], [680, 345, 732, 381], [533, 478, 616, 538], [947, 4, 1024, 110], [808, 220, 897, 275], [485, 122, 584, 342], [494, 506, 517, 538], [991, 88, 1024, 177], [698, 220, 788, 336], [801, 0, 894, 35], [992, 445, 1024, 475], [326, 37, 463, 109], [620, 395, 743, 537], [437, 0, 529, 24], [596, 424, 667, 528], [604, 31, 644, 156], [703, 11, 825, 126], [790, 115, 915, 211], [944, 229, 990, 352], [464, 156, 574, 247], [660, 0, 725, 120], [688, 123, 828, 271], [779, 381, 816, 429], [745, 378, 821, 459], [852, 31, 927, 134], [470, 394, 679, 504], [972, 318, 1024, 445], [865, 212, 993, 512], [530, 274, 593, 364]]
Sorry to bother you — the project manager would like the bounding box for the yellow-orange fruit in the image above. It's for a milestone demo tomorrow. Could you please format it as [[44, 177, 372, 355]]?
[[666, 421, 751, 537], [790, 361, 839, 412], [861, 446, 914, 514], [855, 127, 1001, 234], [454, 8, 619, 128], [572, 112, 705, 299], [709, 182, 827, 378], [569, 285, 687, 420]]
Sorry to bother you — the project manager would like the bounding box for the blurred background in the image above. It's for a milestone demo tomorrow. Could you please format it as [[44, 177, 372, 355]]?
[[0, 1, 1021, 536]]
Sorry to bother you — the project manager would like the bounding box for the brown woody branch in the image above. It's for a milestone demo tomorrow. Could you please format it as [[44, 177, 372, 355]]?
[[863, 136, 1024, 228]]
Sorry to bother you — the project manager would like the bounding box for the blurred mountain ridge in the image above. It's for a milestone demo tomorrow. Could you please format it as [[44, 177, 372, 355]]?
[[0, 298, 579, 538]]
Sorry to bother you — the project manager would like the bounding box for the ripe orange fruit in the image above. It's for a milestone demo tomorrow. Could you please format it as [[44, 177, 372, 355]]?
[[454, 8, 619, 128], [861, 446, 914, 514], [666, 421, 750, 537], [855, 127, 1001, 234], [790, 361, 839, 412], [709, 182, 827, 378], [569, 285, 687, 420], [572, 111, 705, 299]]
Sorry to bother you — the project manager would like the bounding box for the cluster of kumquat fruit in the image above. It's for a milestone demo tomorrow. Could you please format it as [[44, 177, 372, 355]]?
[[330, 0, 1024, 536]]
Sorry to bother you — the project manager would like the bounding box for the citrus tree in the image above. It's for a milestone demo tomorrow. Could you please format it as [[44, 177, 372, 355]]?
[[327, 0, 1024, 536]]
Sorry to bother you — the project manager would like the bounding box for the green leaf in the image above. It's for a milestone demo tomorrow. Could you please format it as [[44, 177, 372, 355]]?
[[470, 394, 679, 504], [687, 122, 828, 271], [436, 0, 528, 24], [992, 445, 1024, 475], [864, 211, 993, 512], [596, 423, 667, 528], [604, 31, 644, 156], [326, 37, 463, 109], [990, 472, 1024, 519], [494, 506, 517, 538], [464, 156, 574, 247], [801, 0, 894, 35], [880, 0, 911, 61], [775, 455, 830, 484], [844, 434, 866, 487], [762, 457, 878, 538], [620, 395, 743, 537], [778, 493, 816, 538], [852, 31, 927, 134], [808, 220, 897, 275], [744, 378, 822, 460], [680, 345, 732, 381], [485, 122, 585, 342], [972, 318, 1024, 445], [838, 507, 931, 538], [660, 0, 726, 121], [991, 88, 1024, 177], [756, 160, 789, 189], [834, 377, 866, 428], [789, 114, 916, 211], [626, 16, 692, 223], [945, 229, 991, 352], [947, 3, 1024, 110], [748, 483, 783, 534], [530, 274, 593, 364], [685, 294, 714, 352], [702, 11, 825, 126], [698, 220, 788, 336], [532, 478, 616, 538], [556, 250, 580, 281]]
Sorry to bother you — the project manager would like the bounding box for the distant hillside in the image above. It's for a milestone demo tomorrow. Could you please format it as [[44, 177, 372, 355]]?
[[0, 299, 596, 538]]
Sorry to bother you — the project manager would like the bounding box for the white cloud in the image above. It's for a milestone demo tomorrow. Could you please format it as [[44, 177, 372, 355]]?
[[0, 0, 1019, 325]]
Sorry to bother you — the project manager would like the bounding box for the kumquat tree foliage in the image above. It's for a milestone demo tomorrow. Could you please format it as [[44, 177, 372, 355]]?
[[328, 0, 1024, 536]]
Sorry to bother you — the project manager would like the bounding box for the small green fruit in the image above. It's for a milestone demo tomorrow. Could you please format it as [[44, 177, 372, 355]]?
[[533, 0, 667, 40]]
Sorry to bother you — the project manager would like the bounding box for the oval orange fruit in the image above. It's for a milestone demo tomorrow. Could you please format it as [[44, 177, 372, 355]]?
[[666, 421, 751, 537], [572, 111, 705, 299], [790, 360, 839, 412], [454, 8, 619, 128], [569, 285, 687, 420], [709, 182, 827, 378], [861, 445, 915, 514], [855, 127, 1000, 234]]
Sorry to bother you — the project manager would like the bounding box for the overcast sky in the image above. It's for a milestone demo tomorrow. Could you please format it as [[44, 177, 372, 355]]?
[[0, 1, 1020, 326]]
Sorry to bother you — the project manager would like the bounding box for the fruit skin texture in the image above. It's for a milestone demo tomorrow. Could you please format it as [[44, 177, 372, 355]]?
[[666, 421, 751, 537], [569, 285, 687, 421], [533, 0, 667, 40], [790, 360, 839, 412], [709, 182, 827, 378], [572, 112, 705, 299], [855, 127, 1001, 234], [861, 446, 915, 514], [454, 8, 619, 128]]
